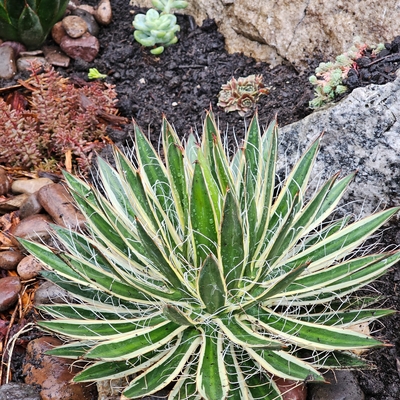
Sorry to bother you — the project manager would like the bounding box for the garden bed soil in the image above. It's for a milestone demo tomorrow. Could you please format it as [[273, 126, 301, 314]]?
[[1, 0, 400, 398]]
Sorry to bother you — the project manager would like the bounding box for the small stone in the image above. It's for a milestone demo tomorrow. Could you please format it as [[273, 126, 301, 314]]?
[[0, 41, 26, 57], [274, 377, 307, 400], [17, 255, 43, 280], [97, 379, 125, 400], [0, 167, 11, 195], [60, 32, 99, 62], [23, 337, 97, 400], [51, 21, 68, 45], [67, 0, 79, 10], [34, 281, 75, 305], [42, 45, 70, 68], [308, 370, 365, 400], [19, 193, 43, 219], [94, 0, 112, 25], [11, 178, 53, 195], [72, 8, 100, 37], [17, 56, 49, 72], [0, 45, 16, 79], [0, 276, 21, 312], [11, 214, 53, 241], [0, 250, 25, 271], [77, 4, 95, 14], [19, 50, 43, 57], [0, 193, 29, 213], [0, 383, 41, 400], [37, 183, 86, 229], [62, 15, 88, 38]]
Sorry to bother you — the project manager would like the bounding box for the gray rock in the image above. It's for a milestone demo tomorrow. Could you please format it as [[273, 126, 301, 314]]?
[[0, 45, 16, 79], [0, 276, 21, 311], [279, 78, 400, 217], [308, 370, 365, 400], [0, 382, 40, 400]]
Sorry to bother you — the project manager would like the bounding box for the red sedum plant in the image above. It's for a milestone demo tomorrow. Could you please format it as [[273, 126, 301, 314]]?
[[0, 66, 125, 172]]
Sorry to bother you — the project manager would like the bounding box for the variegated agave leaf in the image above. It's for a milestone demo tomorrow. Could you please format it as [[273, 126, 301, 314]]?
[[21, 110, 400, 400], [0, 0, 69, 49]]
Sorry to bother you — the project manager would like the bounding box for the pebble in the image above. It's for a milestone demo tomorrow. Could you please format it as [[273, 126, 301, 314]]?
[[62, 15, 88, 39], [19, 193, 43, 219], [0, 193, 29, 213], [17, 56, 49, 72], [17, 255, 44, 280], [72, 8, 100, 37], [0, 250, 25, 270], [77, 4, 95, 14], [274, 378, 307, 400], [34, 281, 75, 305], [0, 382, 40, 400], [0, 45, 16, 79], [51, 21, 68, 45], [19, 50, 43, 57], [42, 45, 70, 68], [308, 370, 365, 400], [11, 214, 53, 241], [11, 178, 53, 195], [0, 276, 21, 312], [60, 32, 100, 62], [23, 337, 97, 400], [97, 378, 125, 400], [0, 168, 11, 195], [94, 0, 112, 25], [0, 41, 26, 57], [37, 183, 86, 230]]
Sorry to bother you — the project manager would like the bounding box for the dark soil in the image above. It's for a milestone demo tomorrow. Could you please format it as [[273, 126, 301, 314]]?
[[2, 0, 400, 398]]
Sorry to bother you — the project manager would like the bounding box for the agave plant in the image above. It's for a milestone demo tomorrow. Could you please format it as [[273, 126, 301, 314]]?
[[21, 111, 400, 399], [0, 0, 68, 49]]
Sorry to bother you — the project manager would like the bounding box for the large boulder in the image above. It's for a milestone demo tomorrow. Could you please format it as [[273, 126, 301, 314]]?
[[278, 75, 400, 218], [130, 0, 400, 68]]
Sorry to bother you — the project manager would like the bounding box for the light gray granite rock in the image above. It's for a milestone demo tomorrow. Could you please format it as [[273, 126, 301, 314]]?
[[278, 77, 400, 217], [0, 383, 40, 400]]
